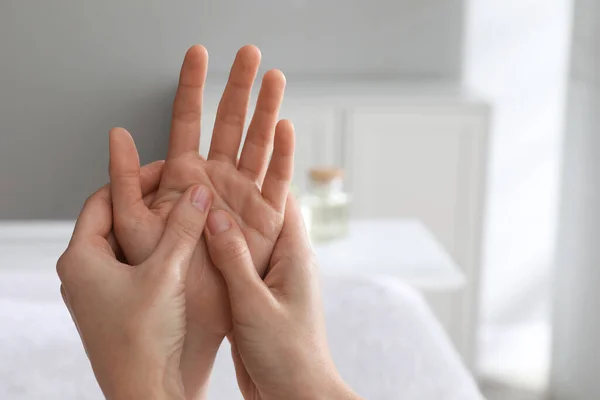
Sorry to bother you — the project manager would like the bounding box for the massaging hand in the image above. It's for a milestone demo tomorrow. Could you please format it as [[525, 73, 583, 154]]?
[[57, 164, 213, 400], [108, 45, 294, 397], [204, 197, 362, 400]]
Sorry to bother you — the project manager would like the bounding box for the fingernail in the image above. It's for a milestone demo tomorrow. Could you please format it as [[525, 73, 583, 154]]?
[[208, 210, 231, 235], [191, 186, 211, 212]]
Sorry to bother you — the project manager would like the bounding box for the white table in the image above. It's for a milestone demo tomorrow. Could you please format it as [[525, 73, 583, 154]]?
[[313, 219, 468, 357], [0, 219, 469, 360], [313, 219, 465, 290]]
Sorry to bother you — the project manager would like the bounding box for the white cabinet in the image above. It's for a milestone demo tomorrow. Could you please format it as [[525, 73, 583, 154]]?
[[345, 102, 490, 369], [347, 108, 464, 233]]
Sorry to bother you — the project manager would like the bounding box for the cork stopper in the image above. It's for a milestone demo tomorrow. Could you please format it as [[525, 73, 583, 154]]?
[[308, 167, 344, 183]]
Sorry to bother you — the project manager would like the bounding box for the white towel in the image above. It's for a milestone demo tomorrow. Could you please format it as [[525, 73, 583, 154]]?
[[0, 271, 482, 400]]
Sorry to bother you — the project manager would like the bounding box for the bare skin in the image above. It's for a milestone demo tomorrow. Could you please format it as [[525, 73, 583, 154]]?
[[108, 45, 294, 398], [204, 198, 362, 400], [57, 172, 213, 400], [62, 44, 361, 400]]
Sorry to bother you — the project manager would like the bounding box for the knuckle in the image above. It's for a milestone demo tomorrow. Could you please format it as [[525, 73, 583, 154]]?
[[86, 186, 110, 206], [117, 168, 139, 180], [171, 217, 202, 243], [118, 206, 150, 233], [217, 111, 245, 128], [173, 108, 202, 124], [56, 248, 78, 283], [80, 186, 111, 215], [55, 254, 69, 281], [221, 238, 250, 263]]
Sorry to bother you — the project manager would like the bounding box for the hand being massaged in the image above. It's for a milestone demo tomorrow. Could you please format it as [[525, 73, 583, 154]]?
[[56, 45, 362, 400]]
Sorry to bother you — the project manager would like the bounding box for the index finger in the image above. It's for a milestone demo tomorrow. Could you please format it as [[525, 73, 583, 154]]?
[[72, 185, 113, 243]]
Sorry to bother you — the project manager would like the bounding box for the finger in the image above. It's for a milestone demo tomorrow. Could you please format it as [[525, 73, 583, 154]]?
[[73, 155, 164, 253], [238, 69, 286, 186], [139, 160, 164, 207], [228, 334, 254, 398], [205, 209, 271, 308], [279, 195, 311, 247], [109, 128, 151, 220], [208, 45, 261, 164], [150, 185, 212, 275], [72, 186, 113, 242], [168, 45, 209, 159], [114, 158, 163, 209], [108, 154, 162, 260], [268, 195, 319, 297], [139, 160, 165, 194], [109, 158, 163, 208], [261, 119, 295, 212]]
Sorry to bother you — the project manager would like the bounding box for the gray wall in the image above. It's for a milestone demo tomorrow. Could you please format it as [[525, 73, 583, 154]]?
[[0, 0, 465, 219]]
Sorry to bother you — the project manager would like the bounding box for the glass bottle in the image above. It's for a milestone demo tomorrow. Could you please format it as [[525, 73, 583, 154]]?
[[302, 167, 350, 243]]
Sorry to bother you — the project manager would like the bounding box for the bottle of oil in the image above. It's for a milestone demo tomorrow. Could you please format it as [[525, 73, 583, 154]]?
[[302, 167, 350, 243]]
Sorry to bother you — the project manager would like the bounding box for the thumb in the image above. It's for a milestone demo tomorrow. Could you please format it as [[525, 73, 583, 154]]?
[[109, 128, 151, 219], [204, 210, 271, 310], [148, 185, 212, 278]]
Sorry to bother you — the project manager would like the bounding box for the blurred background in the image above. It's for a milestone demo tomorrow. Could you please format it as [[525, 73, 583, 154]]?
[[1, 0, 598, 399]]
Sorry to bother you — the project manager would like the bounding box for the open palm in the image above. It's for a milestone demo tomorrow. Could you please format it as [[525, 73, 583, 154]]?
[[107, 45, 294, 398]]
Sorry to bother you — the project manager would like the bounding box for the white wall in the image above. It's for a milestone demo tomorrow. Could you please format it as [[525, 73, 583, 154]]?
[[550, 0, 600, 398], [464, 0, 572, 387]]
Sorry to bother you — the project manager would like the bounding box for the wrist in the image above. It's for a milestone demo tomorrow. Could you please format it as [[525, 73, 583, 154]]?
[[98, 347, 187, 400], [144, 384, 186, 400], [112, 387, 185, 400], [106, 369, 186, 400]]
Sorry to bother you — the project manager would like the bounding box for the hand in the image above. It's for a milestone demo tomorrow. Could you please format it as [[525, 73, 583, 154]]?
[[204, 197, 362, 400], [57, 177, 214, 400], [108, 45, 294, 397]]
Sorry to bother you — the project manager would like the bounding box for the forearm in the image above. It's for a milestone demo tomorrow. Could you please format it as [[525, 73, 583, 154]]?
[[110, 385, 186, 400], [323, 376, 363, 400], [180, 328, 224, 400], [100, 363, 186, 400]]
